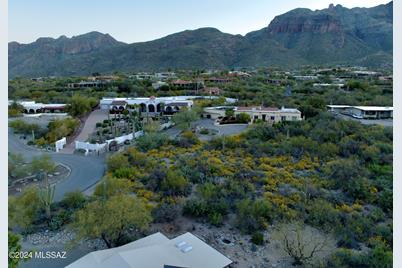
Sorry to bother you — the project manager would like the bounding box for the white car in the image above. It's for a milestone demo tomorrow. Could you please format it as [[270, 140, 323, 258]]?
[[352, 114, 364, 119]]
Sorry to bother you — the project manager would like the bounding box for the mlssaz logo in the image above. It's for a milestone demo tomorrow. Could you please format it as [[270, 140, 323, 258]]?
[[34, 251, 67, 259]]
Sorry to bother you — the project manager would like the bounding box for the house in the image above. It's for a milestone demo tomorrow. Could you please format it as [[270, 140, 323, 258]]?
[[131, 73, 155, 80], [202, 106, 302, 123], [171, 79, 204, 90], [327, 105, 393, 119], [67, 81, 107, 88], [100, 96, 194, 115], [200, 87, 221, 96], [352, 71, 382, 78], [293, 75, 318, 81], [8, 100, 67, 114], [378, 75, 393, 82], [326, 105, 351, 114], [202, 106, 231, 119], [313, 83, 345, 89], [88, 75, 119, 82], [204, 77, 231, 84], [65, 232, 232, 268], [228, 71, 251, 78], [234, 106, 302, 123], [152, 81, 168, 90], [155, 72, 177, 80]]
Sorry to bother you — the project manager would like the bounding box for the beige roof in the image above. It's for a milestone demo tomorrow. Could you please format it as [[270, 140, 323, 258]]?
[[65, 232, 232, 268]]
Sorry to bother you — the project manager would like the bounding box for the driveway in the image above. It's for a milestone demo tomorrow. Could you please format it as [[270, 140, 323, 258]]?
[[8, 129, 105, 201], [194, 118, 249, 136], [61, 109, 108, 154], [335, 114, 393, 127], [163, 119, 248, 139]]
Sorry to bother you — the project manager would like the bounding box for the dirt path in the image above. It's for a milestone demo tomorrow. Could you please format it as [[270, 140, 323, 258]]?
[[60, 109, 108, 154]]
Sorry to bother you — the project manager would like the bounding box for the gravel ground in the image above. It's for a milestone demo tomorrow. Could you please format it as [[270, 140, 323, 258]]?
[[20, 229, 107, 268]]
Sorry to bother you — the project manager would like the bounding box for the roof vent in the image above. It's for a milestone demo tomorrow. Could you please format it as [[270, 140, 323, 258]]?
[[181, 245, 193, 253], [175, 241, 187, 248]]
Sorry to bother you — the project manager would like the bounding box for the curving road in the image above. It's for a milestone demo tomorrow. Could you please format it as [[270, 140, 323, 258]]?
[[8, 129, 105, 201]]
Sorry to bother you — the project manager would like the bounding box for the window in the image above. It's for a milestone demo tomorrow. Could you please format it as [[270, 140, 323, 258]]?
[[271, 116, 275, 121], [262, 114, 266, 121], [281, 116, 286, 121]]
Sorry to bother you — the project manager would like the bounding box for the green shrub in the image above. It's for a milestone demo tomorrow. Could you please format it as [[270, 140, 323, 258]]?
[[136, 133, 168, 152], [183, 199, 207, 217], [235, 113, 251, 123], [208, 212, 223, 226], [152, 202, 180, 223], [199, 128, 209, 135], [60, 191, 86, 211], [251, 232, 264, 245], [236, 198, 273, 233]]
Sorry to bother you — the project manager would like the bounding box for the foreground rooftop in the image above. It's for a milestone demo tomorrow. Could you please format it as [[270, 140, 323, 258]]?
[[66, 232, 232, 268]]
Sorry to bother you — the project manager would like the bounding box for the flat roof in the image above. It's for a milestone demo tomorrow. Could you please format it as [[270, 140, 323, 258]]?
[[327, 105, 351, 108], [66, 232, 232, 268], [327, 105, 393, 111], [236, 106, 278, 112], [353, 106, 393, 111]]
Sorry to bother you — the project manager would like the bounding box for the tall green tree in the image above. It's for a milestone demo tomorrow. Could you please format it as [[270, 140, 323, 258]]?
[[9, 187, 41, 231], [67, 94, 96, 117], [71, 194, 152, 248], [172, 108, 199, 130]]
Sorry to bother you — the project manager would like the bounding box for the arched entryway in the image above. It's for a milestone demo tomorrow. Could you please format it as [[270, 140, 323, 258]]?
[[140, 103, 147, 113], [165, 106, 173, 113], [148, 104, 155, 113]]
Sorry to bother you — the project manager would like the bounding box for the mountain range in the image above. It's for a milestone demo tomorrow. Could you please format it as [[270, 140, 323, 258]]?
[[8, 2, 393, 78]]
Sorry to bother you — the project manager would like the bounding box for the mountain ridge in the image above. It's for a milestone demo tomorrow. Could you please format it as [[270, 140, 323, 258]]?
[[9, 2, 393, 78]]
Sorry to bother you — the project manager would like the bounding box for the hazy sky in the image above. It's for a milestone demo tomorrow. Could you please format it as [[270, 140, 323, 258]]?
[[9, 0, 391, 44]]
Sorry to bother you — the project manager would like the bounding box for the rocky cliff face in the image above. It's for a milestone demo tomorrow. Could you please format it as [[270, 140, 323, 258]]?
[[267, 12, 342, 34]]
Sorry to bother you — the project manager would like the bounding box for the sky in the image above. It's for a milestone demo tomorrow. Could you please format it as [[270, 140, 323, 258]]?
[[9, 0, 391, 44]]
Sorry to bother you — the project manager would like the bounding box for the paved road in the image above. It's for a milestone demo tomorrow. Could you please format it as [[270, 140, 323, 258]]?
[[194, 118, 249, 135], [9, 129, 105, 201], [335, 114, 393, 127], [163, 119, 248, 140]]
